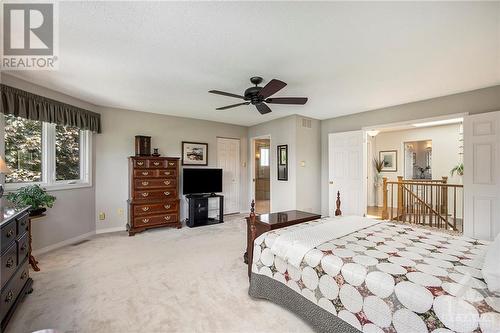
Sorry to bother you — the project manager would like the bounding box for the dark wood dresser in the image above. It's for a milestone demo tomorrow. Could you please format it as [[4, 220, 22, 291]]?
[[0, 200, 32, 331], [127, 156, 181, 235]]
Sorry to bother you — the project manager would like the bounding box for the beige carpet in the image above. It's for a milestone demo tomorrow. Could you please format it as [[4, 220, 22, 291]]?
[[7, 215, 313, 333]]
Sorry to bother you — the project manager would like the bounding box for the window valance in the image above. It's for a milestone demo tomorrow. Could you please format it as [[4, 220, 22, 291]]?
[[1, 84, 101, 133]]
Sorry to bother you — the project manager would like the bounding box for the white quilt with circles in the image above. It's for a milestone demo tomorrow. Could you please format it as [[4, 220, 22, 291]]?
[[251, 219, 500, 333]]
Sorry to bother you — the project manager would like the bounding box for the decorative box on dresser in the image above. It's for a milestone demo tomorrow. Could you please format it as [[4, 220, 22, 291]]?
[[0, 200, 32, 331], [127, 156, 181, 235]]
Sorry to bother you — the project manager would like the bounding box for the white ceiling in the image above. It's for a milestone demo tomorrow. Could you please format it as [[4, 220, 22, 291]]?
[[6, 1, 500, 126]]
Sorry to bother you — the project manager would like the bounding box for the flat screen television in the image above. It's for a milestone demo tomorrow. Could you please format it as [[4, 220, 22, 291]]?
[[183, 168, 223, 195]]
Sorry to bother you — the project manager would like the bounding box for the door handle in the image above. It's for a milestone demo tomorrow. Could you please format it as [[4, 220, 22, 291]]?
[[329, 181, 334, 185]]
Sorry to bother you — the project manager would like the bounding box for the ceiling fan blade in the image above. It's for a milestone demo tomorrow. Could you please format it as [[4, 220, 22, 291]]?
[[209, 90, 245, 99], [255, 103, 272, 115], [266, 97, 308, 105], [258, 79, 287, 99], [216, 102, 250, 110]]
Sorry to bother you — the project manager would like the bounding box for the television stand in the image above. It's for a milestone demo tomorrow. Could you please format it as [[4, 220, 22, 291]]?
[[186, 194, 224, 228]]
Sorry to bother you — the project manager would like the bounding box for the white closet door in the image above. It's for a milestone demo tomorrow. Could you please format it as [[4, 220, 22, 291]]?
[[328, 131, 366, 217], [217, 138, 240, 214], [464, 111, 500, 240]]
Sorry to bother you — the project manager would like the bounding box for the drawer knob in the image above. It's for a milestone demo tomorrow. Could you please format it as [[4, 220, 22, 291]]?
[[137, 161, 144, 166], [6, 257, 14, 268], [5, 291, 13, 303], [164, 205, 171, 209], [164, 172, 171, 175], [164, 216, 171, 221], [169, 162, 174, 166], [164, 191, 170, 196], [141, 192, 149, 197], [142, 172, 149, 176], [142, 207, 150, 212], [164, 180, 171, 185], [6, 230, 14, 238], [153, 162, 160, 166], [141, 181, 149, 186], [142, 218, 149, 224]]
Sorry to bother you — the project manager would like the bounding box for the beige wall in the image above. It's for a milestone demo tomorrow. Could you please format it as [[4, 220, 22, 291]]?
[[95, 107, 248, 232], [296, 116, 321, 213], [321, 85, 500, 215], [1, 74, 98, 252], [248, 115, 297, 212], [374, 124, 461, 183], [247, 115, 321, 214]]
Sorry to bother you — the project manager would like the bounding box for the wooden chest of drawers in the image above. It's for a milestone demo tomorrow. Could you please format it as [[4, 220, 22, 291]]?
[[127, 156, 181, 235], [0, 200, 32, 331]]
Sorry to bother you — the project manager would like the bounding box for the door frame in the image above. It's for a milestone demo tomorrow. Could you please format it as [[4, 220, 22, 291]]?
[[216, 137, 241, 215], [250, 135, 271, 212]]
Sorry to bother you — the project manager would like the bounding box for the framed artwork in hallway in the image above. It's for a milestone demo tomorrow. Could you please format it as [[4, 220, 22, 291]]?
[[379, 150, 397, 172]]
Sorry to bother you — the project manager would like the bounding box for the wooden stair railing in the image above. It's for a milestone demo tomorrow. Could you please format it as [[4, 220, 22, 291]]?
[[382, 176, 463, 231]]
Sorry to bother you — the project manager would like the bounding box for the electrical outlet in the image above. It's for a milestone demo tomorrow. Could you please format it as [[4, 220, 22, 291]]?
[[99, 212, 106, 220], [117, 208, 124, 216]]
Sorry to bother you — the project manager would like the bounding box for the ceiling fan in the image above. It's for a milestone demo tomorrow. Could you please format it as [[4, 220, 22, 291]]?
[[209, 76, 308, 115]]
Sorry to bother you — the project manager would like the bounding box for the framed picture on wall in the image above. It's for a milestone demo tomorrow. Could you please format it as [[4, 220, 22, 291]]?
[[277, 145, 288, 181], [279, 146, 287, 165], [182, 141, 208, 165], [379, 150, 397, 172]]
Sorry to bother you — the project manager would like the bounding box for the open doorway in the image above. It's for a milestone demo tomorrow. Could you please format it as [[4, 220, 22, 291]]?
[[253, 137, 270, 214], [364, 116, 464, 231]]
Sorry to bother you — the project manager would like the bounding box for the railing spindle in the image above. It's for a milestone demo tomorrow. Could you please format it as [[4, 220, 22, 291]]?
[[453, 187, 457, 231]]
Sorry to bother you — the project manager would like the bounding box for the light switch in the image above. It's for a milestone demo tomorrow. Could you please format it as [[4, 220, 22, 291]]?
[[300, 161, 306, 167], [99, 212, 106, 220]]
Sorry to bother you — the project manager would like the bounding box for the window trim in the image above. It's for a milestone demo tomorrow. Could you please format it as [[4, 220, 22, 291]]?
[[4, 119, 92, 192]]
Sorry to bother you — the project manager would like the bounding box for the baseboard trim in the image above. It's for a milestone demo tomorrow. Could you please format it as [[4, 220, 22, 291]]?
[[33, 231, 96, 256], [96, 226, 126, 234]]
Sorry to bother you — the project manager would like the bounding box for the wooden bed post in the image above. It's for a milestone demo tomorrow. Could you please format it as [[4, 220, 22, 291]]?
[[249, 199, 256, 240], [335, 191, 342, 216], [247, 200, 257, 278]]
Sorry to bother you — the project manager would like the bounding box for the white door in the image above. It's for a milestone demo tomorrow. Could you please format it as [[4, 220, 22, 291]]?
[[217, 138, 240, 214], [464, 111, 500, 240], [328, 131, 366, 216]]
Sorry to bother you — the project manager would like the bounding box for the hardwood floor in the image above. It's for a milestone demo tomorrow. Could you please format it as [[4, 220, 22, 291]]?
[[366, 206, 384, 220], [255, 200, 270, 214]]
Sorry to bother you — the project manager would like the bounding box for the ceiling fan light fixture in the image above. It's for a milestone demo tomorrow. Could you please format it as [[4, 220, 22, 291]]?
[[209, 77, 308, 114]]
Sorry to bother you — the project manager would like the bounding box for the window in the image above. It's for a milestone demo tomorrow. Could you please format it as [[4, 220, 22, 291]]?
[[260, 147, 269, 167], [56, 125, 81, 181], [4, 114, 91, 190], [4, 116, 43, 183]]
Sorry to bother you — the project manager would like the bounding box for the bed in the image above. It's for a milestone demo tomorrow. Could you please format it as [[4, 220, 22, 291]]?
[[248, 206, 500, 333]]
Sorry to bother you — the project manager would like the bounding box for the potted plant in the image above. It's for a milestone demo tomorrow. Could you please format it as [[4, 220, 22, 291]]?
[[451, 163, 464, 176], [7, 185, 56, 216]]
